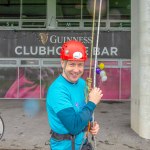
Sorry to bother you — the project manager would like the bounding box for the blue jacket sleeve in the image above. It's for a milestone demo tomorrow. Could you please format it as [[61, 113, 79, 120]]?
[[57, 101, 96, 135]]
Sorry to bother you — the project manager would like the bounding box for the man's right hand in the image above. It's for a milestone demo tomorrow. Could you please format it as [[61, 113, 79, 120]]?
[[89, 87, 103, 105]]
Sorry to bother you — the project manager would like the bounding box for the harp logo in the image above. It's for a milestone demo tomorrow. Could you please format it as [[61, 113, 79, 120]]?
[[39, 33, 49, 45]]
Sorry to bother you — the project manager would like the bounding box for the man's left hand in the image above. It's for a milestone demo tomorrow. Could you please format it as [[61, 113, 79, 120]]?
[[90, 121, 100, 135]]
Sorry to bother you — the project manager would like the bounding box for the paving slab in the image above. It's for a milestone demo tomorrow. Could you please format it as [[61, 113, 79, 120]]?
[[0, 100, 150, 150]]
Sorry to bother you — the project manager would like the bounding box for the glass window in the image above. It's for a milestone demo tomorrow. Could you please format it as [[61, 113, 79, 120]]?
[[84, 0, 107, 19], [41, 67, 62, 98], [0, 0, 131, 29], [0, 0, 47, 19], [0, 67, 18, 98], [109, 0, 131, 20], [56, 0, 107, 20], [18, 67, 40, 98], [22, 0, 47, 19], [0, 0, 20, 19], [56, 0, 81, 19]]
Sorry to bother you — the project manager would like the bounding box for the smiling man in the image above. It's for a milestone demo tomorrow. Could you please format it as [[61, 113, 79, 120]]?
[[46, 40, 103, 150]]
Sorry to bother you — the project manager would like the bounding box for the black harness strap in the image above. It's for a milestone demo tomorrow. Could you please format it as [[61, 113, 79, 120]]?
[[50, 130, 75, 150], [50, 126, 88, 150], [71, 135, 75, 150]]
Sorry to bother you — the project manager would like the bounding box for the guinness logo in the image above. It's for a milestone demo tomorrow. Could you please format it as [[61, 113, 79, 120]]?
[[0, 116, 4, 140], [39, 33, 49, 45]]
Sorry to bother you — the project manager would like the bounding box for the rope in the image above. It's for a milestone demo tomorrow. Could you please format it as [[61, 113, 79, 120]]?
[[88, 0, 97, 80], [85, 0, 97, 147], [93, 0, 103, 88], [86, 0, 103, 150]]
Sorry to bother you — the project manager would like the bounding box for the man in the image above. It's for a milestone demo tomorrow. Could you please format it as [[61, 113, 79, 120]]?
[[46, 40, 103, 150]]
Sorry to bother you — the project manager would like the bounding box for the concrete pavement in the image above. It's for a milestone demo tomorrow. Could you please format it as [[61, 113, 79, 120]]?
[[0, 99, 150, 150]]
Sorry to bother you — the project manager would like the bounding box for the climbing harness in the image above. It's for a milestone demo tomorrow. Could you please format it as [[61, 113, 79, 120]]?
[[50, 126, 88, 150], [50, 130, 75, 150]]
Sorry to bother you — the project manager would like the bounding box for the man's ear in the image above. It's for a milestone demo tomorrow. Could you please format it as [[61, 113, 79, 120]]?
[[61, 60, 65, 69]]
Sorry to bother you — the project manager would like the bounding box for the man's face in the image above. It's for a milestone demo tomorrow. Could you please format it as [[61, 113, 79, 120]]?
[[61, 60, 85, 83]]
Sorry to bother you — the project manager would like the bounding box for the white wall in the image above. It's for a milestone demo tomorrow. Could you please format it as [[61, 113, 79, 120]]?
[[131, 0, 150, 139]]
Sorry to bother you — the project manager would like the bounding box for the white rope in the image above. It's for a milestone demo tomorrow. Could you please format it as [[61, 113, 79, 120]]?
[[92, 0, 103, 149], [93, 0, 103, 88]]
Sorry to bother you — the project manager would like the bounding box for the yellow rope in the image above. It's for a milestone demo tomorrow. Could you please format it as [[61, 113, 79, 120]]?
[[86, 0, 97, 92], [85, 0, 97, 140]]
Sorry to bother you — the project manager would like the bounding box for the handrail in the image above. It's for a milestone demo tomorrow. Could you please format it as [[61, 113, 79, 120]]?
[[0, 18, 130, 31]]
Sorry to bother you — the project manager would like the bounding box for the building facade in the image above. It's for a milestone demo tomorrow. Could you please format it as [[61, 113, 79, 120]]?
[[0, 0, 131, 100]]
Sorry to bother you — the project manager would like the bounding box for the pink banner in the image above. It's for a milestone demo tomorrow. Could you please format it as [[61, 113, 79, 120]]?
[[82, 66, 131, 101]]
